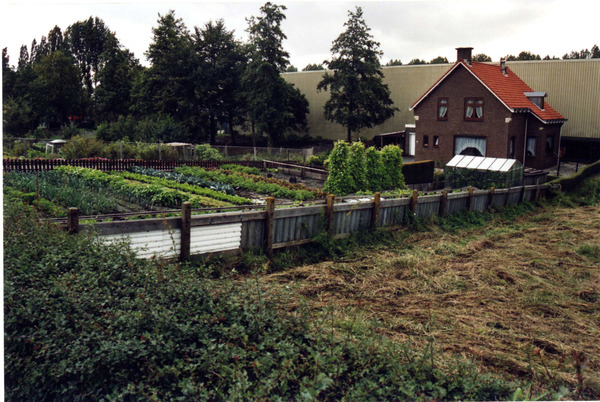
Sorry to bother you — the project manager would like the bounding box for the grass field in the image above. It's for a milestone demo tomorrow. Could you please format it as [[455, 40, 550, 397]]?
[[257, 187, 600, 398]]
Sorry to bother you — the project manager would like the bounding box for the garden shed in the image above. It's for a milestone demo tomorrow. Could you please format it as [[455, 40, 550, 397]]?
[[445, 155, 523, 189]]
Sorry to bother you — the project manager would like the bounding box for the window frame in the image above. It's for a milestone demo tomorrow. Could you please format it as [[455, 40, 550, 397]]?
[[437, 98, 448, 121], [433, 136, 439, 148], [423, 135, 429, 147], [464, 97, 484, 122]]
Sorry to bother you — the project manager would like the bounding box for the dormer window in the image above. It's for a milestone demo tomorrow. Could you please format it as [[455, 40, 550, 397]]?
[[525, 91, 546, 109], [437, 98, 448, 120], [464, 98, 483, 121]]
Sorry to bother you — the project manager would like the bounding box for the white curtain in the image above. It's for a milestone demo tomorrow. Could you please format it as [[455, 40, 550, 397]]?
[[454, 136, 487, 156], [465, 106, 473, 118], [527, 137, 537, 157], [475, 104, 483, 118], [438, 105, 448, 118]]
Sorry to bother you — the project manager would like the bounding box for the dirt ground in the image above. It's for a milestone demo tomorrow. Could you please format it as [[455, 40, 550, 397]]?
[[260, 204, 600, 396]]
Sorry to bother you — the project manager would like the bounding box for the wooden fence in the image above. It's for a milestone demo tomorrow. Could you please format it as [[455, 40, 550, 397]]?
[[62, 183, 552, 260]]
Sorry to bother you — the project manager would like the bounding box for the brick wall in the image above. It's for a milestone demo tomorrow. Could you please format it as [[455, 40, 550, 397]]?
[[413, 65, 559, 169]]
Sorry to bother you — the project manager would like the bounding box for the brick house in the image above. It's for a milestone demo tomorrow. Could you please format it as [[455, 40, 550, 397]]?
[[410, 47, 567, 170]]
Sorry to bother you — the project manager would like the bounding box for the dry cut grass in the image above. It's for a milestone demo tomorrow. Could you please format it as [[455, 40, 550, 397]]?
[[261, 204, 600, 397]]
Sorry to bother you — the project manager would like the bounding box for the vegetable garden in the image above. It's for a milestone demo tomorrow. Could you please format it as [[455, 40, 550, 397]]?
[[3, 164, 326, 218]]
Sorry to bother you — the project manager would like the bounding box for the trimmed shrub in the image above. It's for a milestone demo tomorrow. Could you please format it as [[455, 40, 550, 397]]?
[[366, 146, 385, 192], [324, 140, 354, 195], [348, 142, 368, 192], [380, 144, 405, 190]]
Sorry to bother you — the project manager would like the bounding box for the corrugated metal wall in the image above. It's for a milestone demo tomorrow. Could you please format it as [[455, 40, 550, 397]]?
[[93, 184, 548, 259], [283, 60, 600, 141]]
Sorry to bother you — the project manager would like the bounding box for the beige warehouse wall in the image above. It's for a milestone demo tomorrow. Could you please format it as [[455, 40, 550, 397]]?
[[283, 59, 600, 141]]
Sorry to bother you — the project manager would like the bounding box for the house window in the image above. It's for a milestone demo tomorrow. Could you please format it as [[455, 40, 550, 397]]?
[[527, 137, 537, 157], [464, 98, 484, 121], [454, 136, 486, 156], [437, 98, 448, 120], [546, 135, 555, 155], [433, 136, 439, 147], [509, 137, 516, 158], [423, 135, 429, 147]]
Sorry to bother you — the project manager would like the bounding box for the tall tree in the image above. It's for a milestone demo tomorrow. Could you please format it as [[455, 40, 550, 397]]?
[[243, 2, 308, 146], [132, 10, 195, 133], [317, 7, 397, 142], [563, 44, 600, 59], [30, 50, 84, 129], [48, 26, 64, 53], [192, 19, 248, 144], [407, 58, 427, 65], [95, 33, 140, 122], [65, 17, 111, 93]]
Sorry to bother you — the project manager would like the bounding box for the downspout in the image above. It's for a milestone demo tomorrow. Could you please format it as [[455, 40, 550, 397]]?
[[556, 124, 563, 176], [522, 114, 529, 168]]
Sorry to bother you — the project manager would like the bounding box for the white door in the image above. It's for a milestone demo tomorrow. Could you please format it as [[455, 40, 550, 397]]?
[[407, 133, 416, 156]]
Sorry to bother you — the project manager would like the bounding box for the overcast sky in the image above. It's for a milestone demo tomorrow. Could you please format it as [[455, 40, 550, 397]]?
[[2, 0, 598, 70]]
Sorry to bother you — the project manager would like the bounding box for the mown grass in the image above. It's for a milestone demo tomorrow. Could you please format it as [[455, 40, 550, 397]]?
[[253, 175, 600, 400]]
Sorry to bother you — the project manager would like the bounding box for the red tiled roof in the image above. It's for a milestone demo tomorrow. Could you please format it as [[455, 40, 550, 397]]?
[[411, 61, 566, 123]]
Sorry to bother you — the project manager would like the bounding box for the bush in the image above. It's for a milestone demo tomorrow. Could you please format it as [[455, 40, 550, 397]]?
[[306, 151, 329, 166], [348, 142, 367, 192], [380, 144, 405, 190], [60, 135, 105, 159], [4, 201, 519, 400], [365, 146, 384, 191], [324, 140, 354, 195], [60, 123, 81, 139], [195, 143, 223, 161], [95, 115, 138, 142]]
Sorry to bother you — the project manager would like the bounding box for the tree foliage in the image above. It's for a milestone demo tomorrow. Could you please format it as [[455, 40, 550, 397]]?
[[318, 7, 397, 142], [302, 63, 324, 71], [430, 56, 448, 64], [243, 2, 308, 146], [30, 51, 85, 129], [472, 53, 492, 62], [192, 19, 248, 144], [385, 58, 403, 66], [562, 44, 600, 59]]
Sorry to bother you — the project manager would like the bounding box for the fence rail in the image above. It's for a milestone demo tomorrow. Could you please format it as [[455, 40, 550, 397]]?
[[60, 183, 553, 260], [2, 158, 320, 173]]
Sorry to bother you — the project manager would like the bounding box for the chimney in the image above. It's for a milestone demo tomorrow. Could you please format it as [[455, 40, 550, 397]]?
[[500, 58, 507, 75], [456, 47, 473, 65]]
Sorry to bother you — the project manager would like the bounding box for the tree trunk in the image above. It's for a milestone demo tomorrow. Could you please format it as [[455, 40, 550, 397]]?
[[228, 118, 237, 145], [251, 120, 256, 148], [347, 126, 352, 143], [209, 116, 217, 145]]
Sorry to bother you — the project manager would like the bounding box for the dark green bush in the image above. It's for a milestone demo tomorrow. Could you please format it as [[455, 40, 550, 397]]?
[[4, 200, 520, 400]]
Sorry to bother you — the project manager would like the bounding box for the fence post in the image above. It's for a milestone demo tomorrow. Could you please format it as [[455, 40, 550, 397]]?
[[326, 194, 335, 235], [410, 190, 418, 214], [67, 208, 79, 234], [520, 185, 526, 203], [371, 192, 381, 229], [488, 186, 495, 211], [467, 187, 474, 211], [265, 197, 276, 256], [438, 189, 448, 217], [180, 202, 191, 261]]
